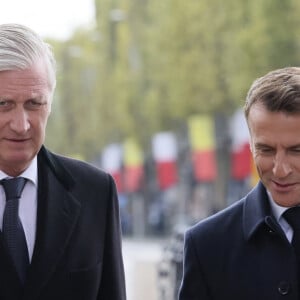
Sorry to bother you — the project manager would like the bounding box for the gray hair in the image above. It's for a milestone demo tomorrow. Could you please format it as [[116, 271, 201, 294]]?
[[0, 23, 56, 94]]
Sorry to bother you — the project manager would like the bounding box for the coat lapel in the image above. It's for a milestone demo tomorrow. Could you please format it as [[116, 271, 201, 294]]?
[[23, 147, 81, 300], [0, 234, 24, 298], [243, 181, 286, 240]]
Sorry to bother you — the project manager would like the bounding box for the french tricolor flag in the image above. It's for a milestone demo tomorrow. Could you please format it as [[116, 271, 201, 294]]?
[[152, 132, 178, 190]]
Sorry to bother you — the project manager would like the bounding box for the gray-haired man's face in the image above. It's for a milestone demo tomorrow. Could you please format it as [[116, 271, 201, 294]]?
[[0, 61, 52, 176]]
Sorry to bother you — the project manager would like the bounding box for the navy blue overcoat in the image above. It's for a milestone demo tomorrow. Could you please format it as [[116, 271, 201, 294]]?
[[179, 181, 298, 300]]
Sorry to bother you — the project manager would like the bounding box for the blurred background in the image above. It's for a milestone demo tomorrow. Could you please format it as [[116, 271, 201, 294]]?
[[3, 0, 300, 299]]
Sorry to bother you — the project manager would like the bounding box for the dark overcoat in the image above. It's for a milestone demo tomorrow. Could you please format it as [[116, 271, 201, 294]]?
[[179, 181, 298, 300], [0, 146, 126, 300]]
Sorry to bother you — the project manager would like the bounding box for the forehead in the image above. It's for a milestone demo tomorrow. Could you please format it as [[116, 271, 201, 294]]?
[[0, 62, 51, 99], [248, 103, 300, 124], [248, 103, 300, 144]]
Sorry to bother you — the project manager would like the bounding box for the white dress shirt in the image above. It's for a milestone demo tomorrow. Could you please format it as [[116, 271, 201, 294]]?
[[0, 157, 38, 261], [267, 190, 293, 243]]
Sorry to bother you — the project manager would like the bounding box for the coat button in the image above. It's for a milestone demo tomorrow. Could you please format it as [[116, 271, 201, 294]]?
[[278, 281, 290, 295]]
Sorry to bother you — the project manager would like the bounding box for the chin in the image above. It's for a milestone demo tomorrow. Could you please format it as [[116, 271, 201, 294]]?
[[6, 153, 34, 167], [273, 197, 300, 208]]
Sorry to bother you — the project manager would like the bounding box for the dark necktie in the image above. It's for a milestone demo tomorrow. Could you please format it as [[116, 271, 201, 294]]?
[[1, 177, 29, 284], [283, 207, 300, 291]]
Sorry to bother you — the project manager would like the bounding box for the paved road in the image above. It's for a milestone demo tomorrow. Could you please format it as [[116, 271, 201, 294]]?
[[122, 237, 167, 300]]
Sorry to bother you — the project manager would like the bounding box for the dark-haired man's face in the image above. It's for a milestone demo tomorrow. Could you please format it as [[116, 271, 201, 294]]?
[[248, 103, 300, 207]]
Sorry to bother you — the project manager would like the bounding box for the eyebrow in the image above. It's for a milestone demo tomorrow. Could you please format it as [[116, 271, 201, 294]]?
[[0, 94, 46, 101], [254, 142, 300, 149]]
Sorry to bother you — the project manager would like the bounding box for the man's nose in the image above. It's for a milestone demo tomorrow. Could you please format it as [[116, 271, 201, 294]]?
[[272, 154, 292, 178], [9, 108, 30, 133]]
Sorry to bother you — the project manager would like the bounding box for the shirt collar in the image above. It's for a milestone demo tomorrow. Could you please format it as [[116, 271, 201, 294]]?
[[267, 190, 290, 222], [0, 156, 38, 186]]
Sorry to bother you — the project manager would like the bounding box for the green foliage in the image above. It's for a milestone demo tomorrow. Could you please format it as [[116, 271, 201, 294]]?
[[45, 0, 300, 160]]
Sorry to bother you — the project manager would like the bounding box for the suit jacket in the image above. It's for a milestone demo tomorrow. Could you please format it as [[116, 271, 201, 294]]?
[[0, 146, 126, 300], [179, 181, 298, 300]]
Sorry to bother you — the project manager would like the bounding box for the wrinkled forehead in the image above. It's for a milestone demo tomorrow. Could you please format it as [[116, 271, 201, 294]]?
[[0, 63, 53, 101]]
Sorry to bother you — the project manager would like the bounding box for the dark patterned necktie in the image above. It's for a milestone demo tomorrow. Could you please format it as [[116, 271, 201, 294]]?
[[284, 207, 300, 293], [1, 177, 29, 284]]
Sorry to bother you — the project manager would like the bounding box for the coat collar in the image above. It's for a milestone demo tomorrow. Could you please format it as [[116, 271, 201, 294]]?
[[23, 146, 81, 300], [243, 181, 284, 240], [38, 145, 75, 190]]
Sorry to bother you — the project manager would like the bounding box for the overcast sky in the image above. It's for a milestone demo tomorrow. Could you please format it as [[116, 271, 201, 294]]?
[[0, 0, 95, 40]]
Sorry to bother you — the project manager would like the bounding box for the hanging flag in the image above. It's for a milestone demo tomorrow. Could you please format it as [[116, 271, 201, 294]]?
[[152, 132, 178, 190], [101, 143, 123, 192], [230, 109, 252, 180], [123, 137, 144, 193], [188, 115, 217, 182], [250, 156, 259, 187]]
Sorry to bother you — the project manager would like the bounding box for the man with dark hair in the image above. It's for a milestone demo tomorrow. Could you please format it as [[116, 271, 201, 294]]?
[[179, 67, 300, 299]]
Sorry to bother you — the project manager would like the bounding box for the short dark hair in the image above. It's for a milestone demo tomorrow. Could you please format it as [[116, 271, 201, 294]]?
[[244, 67, 300, 119]]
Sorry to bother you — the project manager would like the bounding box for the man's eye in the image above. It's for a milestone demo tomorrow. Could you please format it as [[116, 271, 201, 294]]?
[[29, 100, 41, 105], [0, 100, 9, 106], [262, 148, 272, 152], [291, 148, 300, 153], [25, 100, 43, 109], [258, 147, 273, 154]]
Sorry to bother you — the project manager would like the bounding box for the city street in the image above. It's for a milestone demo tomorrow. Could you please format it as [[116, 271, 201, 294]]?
[[122, 237, 168, 300]]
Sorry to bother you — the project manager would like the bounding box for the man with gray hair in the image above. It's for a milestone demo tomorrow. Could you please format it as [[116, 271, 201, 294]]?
[[179, 67, 300, 299], [0, 23, 126, 300]]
